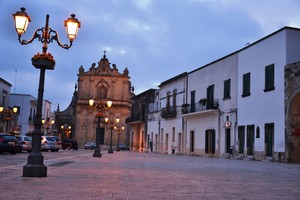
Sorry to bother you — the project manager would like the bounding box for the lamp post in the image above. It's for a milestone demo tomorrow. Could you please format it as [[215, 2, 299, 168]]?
[[42, 117, 54, 135], [105, 117, 119, 154], [0, 105, 18, 133], [89, 97, 112, 157], [13, 7, 80, 177], [61, 124, 72, 139], [114, 125, 125, 151], [115, 125, 125, 151]]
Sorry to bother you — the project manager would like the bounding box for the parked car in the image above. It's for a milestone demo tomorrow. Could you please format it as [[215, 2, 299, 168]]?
[[51, 136, 61, 152], [0, 134, 20, 154], [84, 141, 96, 150], [41, 136, 57, 152], [119, 143, 129, 150], [15, 135, 32, 152]]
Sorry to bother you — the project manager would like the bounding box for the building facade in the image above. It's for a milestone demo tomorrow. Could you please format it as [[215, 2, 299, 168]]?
[[183, 53, 238, 158], [126, 89, 157, 152], [0, 78, 18, 134], [157, 73, 187, 155], [132, 26, 300, 163], [285, 61, 300, 163], [10, 94, 36, 135], [75, 53, 132, 147], [54, 85, 77, 140], [237, 27, 300, 162]]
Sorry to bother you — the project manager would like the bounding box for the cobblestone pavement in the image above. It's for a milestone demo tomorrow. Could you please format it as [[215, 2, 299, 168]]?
[[0, 150, 300, 200]]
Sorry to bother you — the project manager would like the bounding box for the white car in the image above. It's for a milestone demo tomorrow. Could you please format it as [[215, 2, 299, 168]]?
[[41, 136, 57, 152], [15, 135, 32, 152]]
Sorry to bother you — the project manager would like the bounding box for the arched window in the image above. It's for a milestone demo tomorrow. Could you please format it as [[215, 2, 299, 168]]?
[[97, 87, 107, 99]]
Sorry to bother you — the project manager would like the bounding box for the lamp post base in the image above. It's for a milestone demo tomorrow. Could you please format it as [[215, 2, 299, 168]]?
[[23, 153, 47, 177], [108, 148, 114, 154], [93, 149, 102, 157]]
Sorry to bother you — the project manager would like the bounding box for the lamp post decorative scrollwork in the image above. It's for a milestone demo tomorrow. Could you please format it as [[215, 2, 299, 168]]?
[[89, 97, 112, 157], [12, 7, 81, 177], [105, 117, 120, 154]]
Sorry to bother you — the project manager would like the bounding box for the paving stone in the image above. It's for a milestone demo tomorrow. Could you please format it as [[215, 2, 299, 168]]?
[[0, 150, 299, 199]]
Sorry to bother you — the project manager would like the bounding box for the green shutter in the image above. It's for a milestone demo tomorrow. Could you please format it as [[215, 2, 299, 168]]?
[[265, 64, 275, 91], [242, 73, 250, 97]]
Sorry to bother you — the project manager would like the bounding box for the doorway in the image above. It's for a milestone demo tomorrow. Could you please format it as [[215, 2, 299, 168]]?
[[190, 131, 194, 152], [265, 123, 274, 157], [205, 129, 215, 154], [238, 126, 245, 154], [247, 125, 254, 156]]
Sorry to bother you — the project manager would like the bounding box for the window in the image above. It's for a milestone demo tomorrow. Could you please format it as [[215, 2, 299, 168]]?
[[223, 79, 231, 99], [206, 84, 214, 109], [190, 90, 195, 112], [172, 127, 175, 142], [172, 90, 177, 110], [166, 92, 171, 110], [97, 87, 107, 99], [242, 72, 251, 97], [165, 133, 169, 150], [264, 64, 275, 92]]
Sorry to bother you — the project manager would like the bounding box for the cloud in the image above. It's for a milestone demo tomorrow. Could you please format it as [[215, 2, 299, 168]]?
[[1, 0, 300, 112], [135, 0, 152, 10]]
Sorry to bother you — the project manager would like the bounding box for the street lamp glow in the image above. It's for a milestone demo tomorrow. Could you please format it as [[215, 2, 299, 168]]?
[[64, 14, 81, 41], [12, 106, 18, 113], [89, 99, 95, 107], [107, 100, 112, 108], [12, 7, 31, 36]]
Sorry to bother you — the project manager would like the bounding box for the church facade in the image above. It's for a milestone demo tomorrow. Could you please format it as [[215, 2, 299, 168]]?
[[74, 53, 132, 147]]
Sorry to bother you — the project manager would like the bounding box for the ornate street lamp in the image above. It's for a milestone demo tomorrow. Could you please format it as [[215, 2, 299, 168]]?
[[114, 125, 125, 151], [0, 105, 18, 133], [42, 117, 54, 135], [89, 97, 112, 157], [12, 7, 80, 177], [61, 124, 72, 139], [104, 117, 120, 154]]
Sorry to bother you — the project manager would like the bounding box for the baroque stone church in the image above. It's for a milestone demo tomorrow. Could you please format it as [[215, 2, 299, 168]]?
[[56, 52, 133, 147]]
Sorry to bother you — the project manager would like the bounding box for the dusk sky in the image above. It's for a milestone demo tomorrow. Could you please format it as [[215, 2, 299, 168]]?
[[1, 0, 300, 111]]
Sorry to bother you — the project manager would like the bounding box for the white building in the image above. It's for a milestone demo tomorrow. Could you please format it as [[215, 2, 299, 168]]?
[[10, 94, 55, 136], [146, 26, 300, 163], [182, 53, 238, 157], [157, 73, 187, 155], [10, 94, 36, 135], [147, 90, 160, 153], [237, 27, 300, 161]]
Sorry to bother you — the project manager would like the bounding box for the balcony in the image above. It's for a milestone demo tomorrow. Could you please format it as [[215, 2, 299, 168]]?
[[125, 115, 145, 124], [182, 99, 219, 116], [161, 106, 176, 119]]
